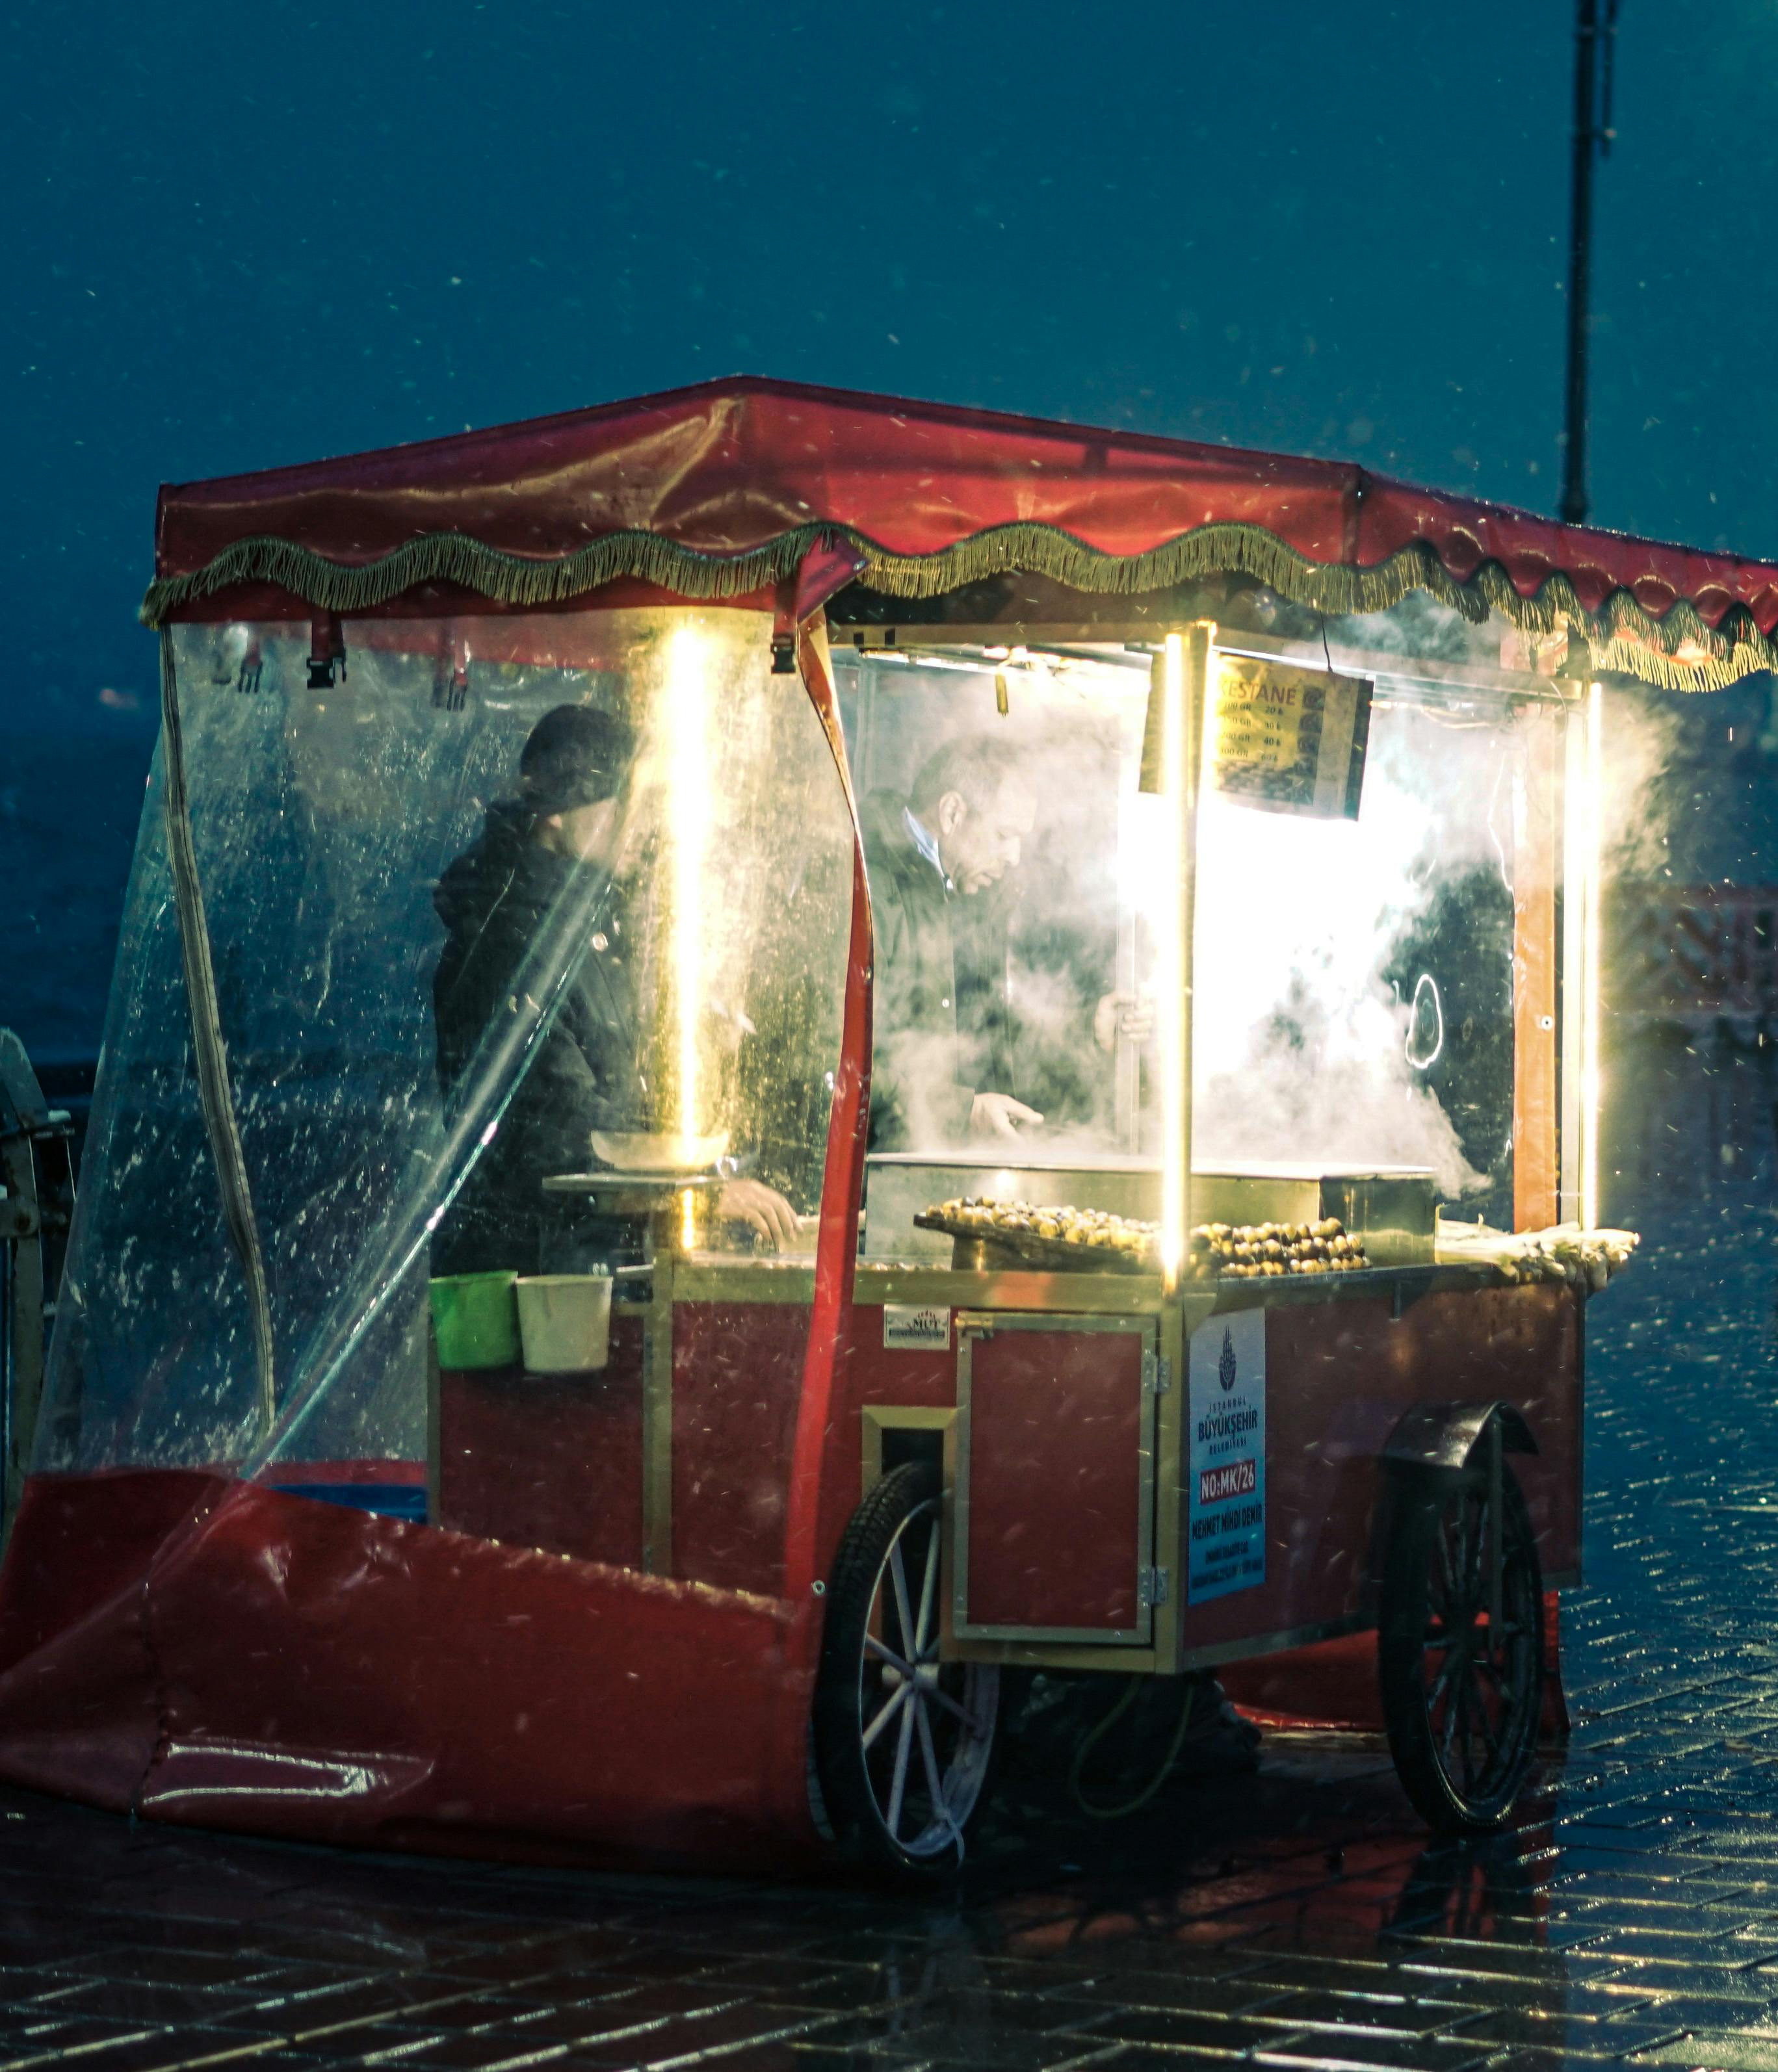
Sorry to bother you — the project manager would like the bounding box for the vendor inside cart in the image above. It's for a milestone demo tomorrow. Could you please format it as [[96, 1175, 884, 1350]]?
[[861, 729, 1151, 1150], [861, 732, 1038, 1148], [430, 703, 801, 1272]]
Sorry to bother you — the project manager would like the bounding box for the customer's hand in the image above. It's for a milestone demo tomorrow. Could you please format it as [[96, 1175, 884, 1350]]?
[[715, 1179, 802, 1252], [969, 1092, 1044, 1142]]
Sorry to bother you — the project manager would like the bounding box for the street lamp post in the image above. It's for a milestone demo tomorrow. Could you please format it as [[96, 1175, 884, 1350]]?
[[1562, 0, 1621, 526]]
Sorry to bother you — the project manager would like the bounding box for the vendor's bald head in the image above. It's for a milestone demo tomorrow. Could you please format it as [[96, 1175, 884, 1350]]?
[[910, 734, 1035, 895]]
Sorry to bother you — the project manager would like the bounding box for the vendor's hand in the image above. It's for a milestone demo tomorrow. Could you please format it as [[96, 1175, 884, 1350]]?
[[715, 1178, 802, 1252], [969, 1092, 1044, 1142], [1093, 990, 1157, 1054]]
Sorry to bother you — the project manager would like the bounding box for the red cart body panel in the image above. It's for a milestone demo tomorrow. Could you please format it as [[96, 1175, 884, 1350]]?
[[1184, 1285, 1581, 1657], [0, 1277, 1580, 1866], [436, 1315, 648, 1566], [672, 1302, 809, 1598], [961, 1325, 1148, 1635]]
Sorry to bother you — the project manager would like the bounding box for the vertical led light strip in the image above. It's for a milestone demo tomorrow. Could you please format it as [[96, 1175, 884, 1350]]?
[[668, 625, 709, 1249], [1158, 633, 1187, 1290], [1582, 680, 1604, 1230]]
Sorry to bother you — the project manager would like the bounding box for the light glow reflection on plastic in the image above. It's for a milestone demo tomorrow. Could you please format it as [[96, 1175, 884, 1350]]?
[[668, 623, 710, 1249], [1192, 718, 1438, 1086], [1181, 678, 1536, 1208], [147, 1749, 391, 1802], [1582, 681, 1604, 1230], [1157, 631, 1187, 1292], [1405, 974, 1445, 1069]]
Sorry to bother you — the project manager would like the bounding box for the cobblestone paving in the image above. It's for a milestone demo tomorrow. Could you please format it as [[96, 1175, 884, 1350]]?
[[8, 1176, 1778, 2072]]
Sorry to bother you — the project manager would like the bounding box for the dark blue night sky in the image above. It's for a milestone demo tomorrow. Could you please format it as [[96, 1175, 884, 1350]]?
[[5, 0, 1777, 1055], [8, 0, 1774, 734]]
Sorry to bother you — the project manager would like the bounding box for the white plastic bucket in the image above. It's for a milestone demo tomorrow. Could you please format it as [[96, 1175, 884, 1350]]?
[[516, 1272, 612, 1374]]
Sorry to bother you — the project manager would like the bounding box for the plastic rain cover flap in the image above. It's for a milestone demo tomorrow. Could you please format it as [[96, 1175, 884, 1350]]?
[[0, 608, 858, 1868]]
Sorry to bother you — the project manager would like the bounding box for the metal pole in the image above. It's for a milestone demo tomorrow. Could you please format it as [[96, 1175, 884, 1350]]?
[[1488, 1414, 1504, 1642], [1561, 0, 1600, 525], [1182, 623, 1209, 1276], [1562, 0, 1619, 524]]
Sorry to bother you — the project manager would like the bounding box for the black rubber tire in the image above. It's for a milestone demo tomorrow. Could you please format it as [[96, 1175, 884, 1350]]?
[[1378, 1457, 1545, 1835], [813, 1462, 1000, 1877]]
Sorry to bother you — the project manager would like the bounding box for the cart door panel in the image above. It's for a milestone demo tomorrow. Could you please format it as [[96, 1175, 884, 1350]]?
[[954, 1314, 1156, 1644]]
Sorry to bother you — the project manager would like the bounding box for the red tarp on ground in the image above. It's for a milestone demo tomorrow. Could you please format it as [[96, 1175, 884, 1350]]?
[[0, 1470, 821, 1869]]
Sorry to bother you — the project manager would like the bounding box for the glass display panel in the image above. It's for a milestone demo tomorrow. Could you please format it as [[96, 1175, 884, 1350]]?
[[836, 621, 1563, 1258], [834, 643, 1166, 1259]]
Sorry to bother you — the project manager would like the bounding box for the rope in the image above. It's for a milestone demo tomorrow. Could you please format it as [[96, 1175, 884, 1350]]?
[[1067, 1675, 1204, 1821], [158, 629, 277, 1437]]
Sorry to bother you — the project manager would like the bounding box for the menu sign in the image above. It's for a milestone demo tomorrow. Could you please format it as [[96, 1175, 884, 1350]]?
[[1210, 657, 1371, 820]]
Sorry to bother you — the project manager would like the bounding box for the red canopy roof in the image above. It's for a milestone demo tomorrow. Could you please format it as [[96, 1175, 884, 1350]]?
[[146, 376, 1778, 689]]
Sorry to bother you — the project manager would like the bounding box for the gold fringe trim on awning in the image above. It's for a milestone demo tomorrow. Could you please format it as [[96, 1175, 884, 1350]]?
[[139, 518, 1776, 693]]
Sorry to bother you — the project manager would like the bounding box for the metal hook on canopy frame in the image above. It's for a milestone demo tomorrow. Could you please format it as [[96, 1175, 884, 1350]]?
[[307, 613, 347, 690]]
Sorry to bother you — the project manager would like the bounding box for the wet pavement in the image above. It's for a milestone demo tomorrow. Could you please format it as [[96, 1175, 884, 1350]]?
[[10, 1120, 1778, 2071]]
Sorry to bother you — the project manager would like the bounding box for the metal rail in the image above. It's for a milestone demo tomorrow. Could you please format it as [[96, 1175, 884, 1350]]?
[[0, 1032, 77, 1546]]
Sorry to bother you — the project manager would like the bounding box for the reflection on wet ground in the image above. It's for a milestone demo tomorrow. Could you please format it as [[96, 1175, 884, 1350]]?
[[9, 1176, 1778, 2070]]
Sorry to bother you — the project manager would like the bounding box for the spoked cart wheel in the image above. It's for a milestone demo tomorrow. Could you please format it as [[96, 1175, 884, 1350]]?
[[1378, 1427, 1545, 1834], [813, 1462, 1000, 1876]]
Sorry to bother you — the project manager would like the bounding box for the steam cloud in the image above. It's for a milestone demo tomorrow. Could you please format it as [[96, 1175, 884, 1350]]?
[[847, 616, 1677, 1205]]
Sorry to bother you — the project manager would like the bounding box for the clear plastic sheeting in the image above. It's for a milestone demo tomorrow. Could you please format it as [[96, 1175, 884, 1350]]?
[[36, 609, 853, 1500], [34, 739, 266, 1475]]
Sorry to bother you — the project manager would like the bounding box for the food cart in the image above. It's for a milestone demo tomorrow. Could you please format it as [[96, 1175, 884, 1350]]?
[[0, 378, 1765, 1876]]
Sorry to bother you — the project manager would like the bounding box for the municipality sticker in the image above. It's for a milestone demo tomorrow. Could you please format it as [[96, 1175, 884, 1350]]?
[[1187, 1308, 1266, 1603]]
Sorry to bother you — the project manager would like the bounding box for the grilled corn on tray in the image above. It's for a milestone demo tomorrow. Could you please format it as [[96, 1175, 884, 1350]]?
[[914, 1198, 1156, 1271], [1192, 1219, 1370, 1278], [915, 1198, 1370, 1278], [1433, 1219, 1640, 1291]]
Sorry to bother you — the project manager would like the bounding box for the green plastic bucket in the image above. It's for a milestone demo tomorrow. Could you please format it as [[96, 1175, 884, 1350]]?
[[428, 1271, 521, 1369]]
